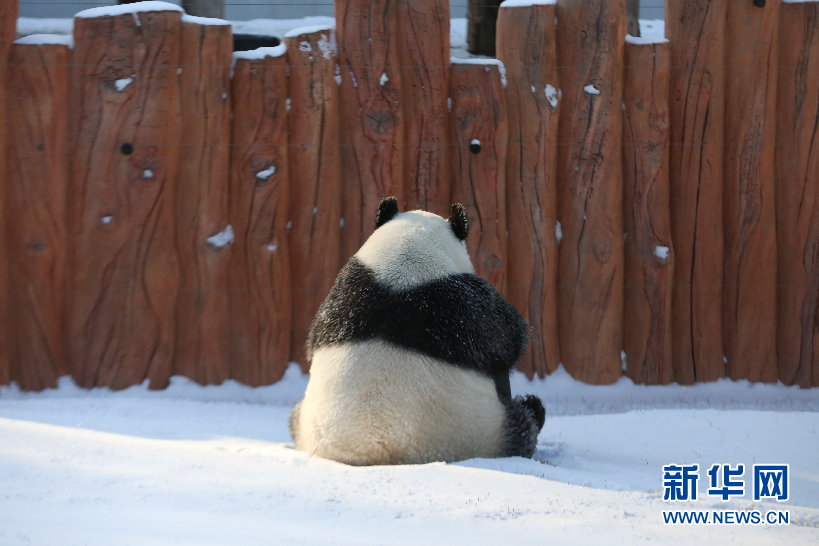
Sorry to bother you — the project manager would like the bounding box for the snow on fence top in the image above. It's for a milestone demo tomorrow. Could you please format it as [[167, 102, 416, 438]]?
[[450, 56, 507, 87], [14, 34, 74, 48], [232, 44, 287, 62], [499, 0, 556, 7], [783, 0, 819, 4], [282, 24, 335, 38], [626, 18, 668, 45], [180, 14, 230, 27], [75, 1, 183, 19]]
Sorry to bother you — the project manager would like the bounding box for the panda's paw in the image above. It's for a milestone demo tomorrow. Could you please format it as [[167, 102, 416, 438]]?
[[520, 395, 546, 432]]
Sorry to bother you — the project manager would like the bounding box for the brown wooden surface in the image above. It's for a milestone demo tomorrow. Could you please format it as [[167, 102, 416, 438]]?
[[174, 19, 233, 385], [723, 0, 779, 383], [229, 51, 292, 386], [450, 61, 508, 292], [622, 40, 673, 385], [496, 3, 560, 379], [67, 10, 182, 390], [5, 42, 69, 391], [666, 0, 726, 385], [0, 0, 19, 386], [336, 0, 404, 263], [776, 1, 819, 388], [398, 0, 451, 216], [285, 28, 342, 370], [555, 0, 625, 384]]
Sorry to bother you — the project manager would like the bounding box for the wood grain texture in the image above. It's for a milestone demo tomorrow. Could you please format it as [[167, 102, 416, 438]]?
[[67, 10, 182, 390], [556, 0, 625, 384], [285, 28, 342, 371], [229, 52, 292, 386], [776, 1, 819, 388], [0, 0, 19, 386], [723, 0, 779, 383], [173, 19, 233, 385], [336, 0, 404, 263], [449, 61, 508, 292], [666, 0, 726, 384], [398, 0, 451, 216], [496, 3, 560, 378], [6, 42, 69, 391], [622, 41, 674, 385]]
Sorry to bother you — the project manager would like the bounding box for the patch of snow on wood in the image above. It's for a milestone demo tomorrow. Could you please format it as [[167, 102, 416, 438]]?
[[206, 225, 235, 249]]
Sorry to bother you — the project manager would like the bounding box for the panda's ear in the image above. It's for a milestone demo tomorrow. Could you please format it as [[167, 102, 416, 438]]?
[[448, 203, 469, 241], [375, 196, 400, 229]]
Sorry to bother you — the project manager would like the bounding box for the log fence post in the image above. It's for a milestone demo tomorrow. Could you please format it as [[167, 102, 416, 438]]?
[[67, 5, 183, 390], [723, 0, 779, 383], [776, 0, 819, 388], [450, 59, 508, 292], [666, 0, 726, 384], [285, 26, 342, 370], [5, 36, 70, 391], [556, 0, 626, 384], [622, 36, 674, 385], [229, 46, 292, 385], [336, 0, 404, 263], [174, 15, 233, 385], [496, 2, 560, 378], [398, 0, 451, 216], [0, 0, 19, 386]]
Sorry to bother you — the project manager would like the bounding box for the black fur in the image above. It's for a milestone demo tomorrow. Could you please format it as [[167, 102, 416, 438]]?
[[307, 258, 529, 395], [501, 395, 545, 458], [375, 196, 399, 229], [448, 203, 470, 241]]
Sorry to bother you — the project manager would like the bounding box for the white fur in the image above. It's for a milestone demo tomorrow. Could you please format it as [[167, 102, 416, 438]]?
[[355, 210, 474, 289], [294, 340, 505, 465]]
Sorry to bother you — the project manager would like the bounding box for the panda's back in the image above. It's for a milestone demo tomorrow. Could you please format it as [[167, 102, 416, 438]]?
[[294, 339, 506, 465]]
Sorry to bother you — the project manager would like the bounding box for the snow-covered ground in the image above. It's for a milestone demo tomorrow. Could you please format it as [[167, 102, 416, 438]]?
[[1, 365, 817, 544]]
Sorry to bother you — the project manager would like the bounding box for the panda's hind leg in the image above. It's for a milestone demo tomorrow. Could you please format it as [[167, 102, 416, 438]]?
[[289, 399, 303, 448], [500, 395, 545, 458]]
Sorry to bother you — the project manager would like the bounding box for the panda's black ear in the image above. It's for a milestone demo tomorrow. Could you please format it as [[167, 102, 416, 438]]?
[[448, 203, 469, 241], [375, 196, 400, 229]]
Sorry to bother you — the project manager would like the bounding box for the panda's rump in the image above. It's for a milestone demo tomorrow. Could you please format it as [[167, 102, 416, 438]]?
[[295, 340, 506, 465]]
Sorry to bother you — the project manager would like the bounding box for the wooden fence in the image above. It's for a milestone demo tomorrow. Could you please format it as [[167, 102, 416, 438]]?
[[1, 0, 817, 391]]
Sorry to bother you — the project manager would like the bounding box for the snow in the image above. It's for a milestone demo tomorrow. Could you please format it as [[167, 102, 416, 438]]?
[[380, 72, 389, 86], [14, 34, 73, 48], [255, 165, 276, 180], [75, 1, 183, 19], [282, 24, 335, 39], [114, 76, 134, 92], [1, 365, 817, 544], [639, 19, 666, 42], [180, 14, 230, 27], [206, 225, 235, 249], [500, 0, 557, 7], [545, 83, 560, 108], [101, 215, 113, 225], [471, 138, 481, 146], [230, 16, 336, 39], [142, 169, 154, 179], [654, 245, 670, 260], [783, 0, 819, 4], [232, 44, 287, 62], [556, 220, 562, 242], [584, 83, 601, 95]]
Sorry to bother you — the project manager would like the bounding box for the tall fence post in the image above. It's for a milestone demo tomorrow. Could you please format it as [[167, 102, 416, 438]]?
[[174, 15, 233, 385], [666, 0, 726, 385], [285, 26, 342, 370], [622, 36, 674, 385], [398, 0, 451, 217], [336, 0, 404, 263], [556, 0, 626, 384], [450, 59, 508, 292], [0, 0, 19, 386], [776, 0, 819, 388], [723, 0, 779, 383], [229, 47, 292, 386], [496, 2, 560, 379], [5, 37, 71, 391], [67, 5, 183, 390]]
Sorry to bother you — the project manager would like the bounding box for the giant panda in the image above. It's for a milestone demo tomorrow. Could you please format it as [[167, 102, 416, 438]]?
[[289, 197, 546, 465]]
